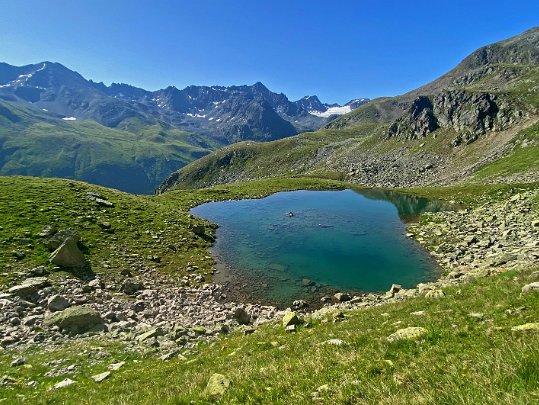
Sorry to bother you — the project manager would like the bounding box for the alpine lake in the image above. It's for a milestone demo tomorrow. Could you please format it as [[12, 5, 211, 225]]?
[[191, 189, 448, 308]]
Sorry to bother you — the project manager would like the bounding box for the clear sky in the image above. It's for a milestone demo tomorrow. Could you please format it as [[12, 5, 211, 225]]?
[[0, 0, 537, 104]]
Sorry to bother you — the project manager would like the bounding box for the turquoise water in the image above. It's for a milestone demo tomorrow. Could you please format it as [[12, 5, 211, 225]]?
[[191, 189, 445, 307]]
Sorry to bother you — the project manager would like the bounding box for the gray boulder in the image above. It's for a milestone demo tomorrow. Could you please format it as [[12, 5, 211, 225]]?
[[334, 292, 352, 302], [8, 277, 50, 297], [44, 306, 104, 334], [49, 239, 86, 268], [48, 294, 70, 312], [44, 229, 80, 252], [120, 279, 143, 295], [233, 307, 250, 325]]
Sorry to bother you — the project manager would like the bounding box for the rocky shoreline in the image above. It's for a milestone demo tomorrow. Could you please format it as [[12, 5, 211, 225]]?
[[0, 188, 537, 357]]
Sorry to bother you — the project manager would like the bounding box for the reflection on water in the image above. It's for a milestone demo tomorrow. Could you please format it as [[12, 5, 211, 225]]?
[[191, 189, 446, 307]]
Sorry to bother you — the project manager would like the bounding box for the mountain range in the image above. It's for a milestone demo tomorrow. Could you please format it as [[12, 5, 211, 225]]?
[[161, 27, 539, 191], [0, 62, 368, 193]]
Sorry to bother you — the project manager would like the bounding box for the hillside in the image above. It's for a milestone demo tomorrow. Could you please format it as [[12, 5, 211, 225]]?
[[161, 27, 539, 191]]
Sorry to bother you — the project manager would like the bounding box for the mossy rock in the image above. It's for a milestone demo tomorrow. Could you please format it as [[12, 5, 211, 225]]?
[[44, 306, 104, 334]]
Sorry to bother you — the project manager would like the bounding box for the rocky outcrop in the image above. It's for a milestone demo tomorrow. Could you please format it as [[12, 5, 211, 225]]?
[[387, 96, 439, 140], [387, 91, 527, 145]]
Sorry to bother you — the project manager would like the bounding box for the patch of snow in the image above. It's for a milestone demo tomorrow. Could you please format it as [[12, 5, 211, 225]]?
[[42, 108, 48, 112], [186, 113, 207, 118], [208, 117, 214, 121], [62, 117, 77, 121], [309, 105, 352, 118]]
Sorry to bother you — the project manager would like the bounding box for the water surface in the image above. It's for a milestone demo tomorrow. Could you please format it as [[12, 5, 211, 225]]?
[[191, 189, 445, 307]]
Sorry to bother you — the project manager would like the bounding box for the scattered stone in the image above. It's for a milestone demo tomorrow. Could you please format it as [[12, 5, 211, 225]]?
[[8, 277, 50, 297], [120, 279, 143, 295], [522, 282, 539, 294], [334, 292, 351, 302], [425, 289, 445, 299], [302, 279, 315, 286], [388, 284, 402, 294], [292, 300, 308, 309], [511, 323, 539, 332], [206, 373, 230, 398], [50, 378, 76, 390], [48, 295, 70, 312], [108, 362, 125, 371], [38, 225, 58, 238], [411, 311, 426, 317], [11, 357, 25, 367], [137, 327, 164, 342], [468, 312, 484, 320], [387, 327, 427, 342], [282, 311, 301, 327], [44, 230, 80, 252], [44, 306, 104, 334], [92, 371, 111, 383], [285, 324, 296, 333], [12, 250, 26, 260], [322, 339, 345, 346]]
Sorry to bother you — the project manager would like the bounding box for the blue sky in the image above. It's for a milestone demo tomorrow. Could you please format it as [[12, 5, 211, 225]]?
[[0, 1, 537, 104]]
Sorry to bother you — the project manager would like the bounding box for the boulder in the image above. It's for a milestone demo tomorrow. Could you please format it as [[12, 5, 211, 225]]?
[[191, 224, 206, 237], [49, 239, 86, 268], [522, 282, 539, 294], [425, 289, 445, 299], [387, 327, 428, 342], [92, 371, 111, 383], [205, 373, 230, 398], [387, 284, 402, 294], [8, 277, 50, 297], [44, 230, 80, 252], [334, 292, 351, 302], [48, 295, 70, 312], [44, 306, 104, 334], [282, 311, 301, 327], [233, 307, 250, 325], [137, 327, 164, 342], [120, 279, 144, 295]]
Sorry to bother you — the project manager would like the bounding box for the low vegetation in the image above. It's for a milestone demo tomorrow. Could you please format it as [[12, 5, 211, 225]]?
[[1, 266, 537, 403]]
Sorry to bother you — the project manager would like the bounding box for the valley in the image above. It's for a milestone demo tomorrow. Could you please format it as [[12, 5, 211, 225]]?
[[0, 23, 538, 404]]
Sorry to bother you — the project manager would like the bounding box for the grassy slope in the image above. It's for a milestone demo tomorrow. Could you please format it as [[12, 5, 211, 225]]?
[[1, 267, 538, 404], [472, 121, 539, 180], [0, 176, 348, 288], [0, 101, 219, 194], [0, 176, 538, 403]]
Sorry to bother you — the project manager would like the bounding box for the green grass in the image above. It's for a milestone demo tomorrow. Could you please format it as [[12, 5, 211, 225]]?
[[1, 266, 538, 404], [473, 122, 539, 180], [0, 176, 348, 288], [0, 100, 218, 194], [1, 176, 538, 403]]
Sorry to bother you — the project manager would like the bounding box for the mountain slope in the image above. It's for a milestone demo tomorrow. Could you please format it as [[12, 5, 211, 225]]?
[[0, 62, 368, 142], [0, 100, 216, 193], [0, 62, 368, 192], [161, 27, 539, 191]]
